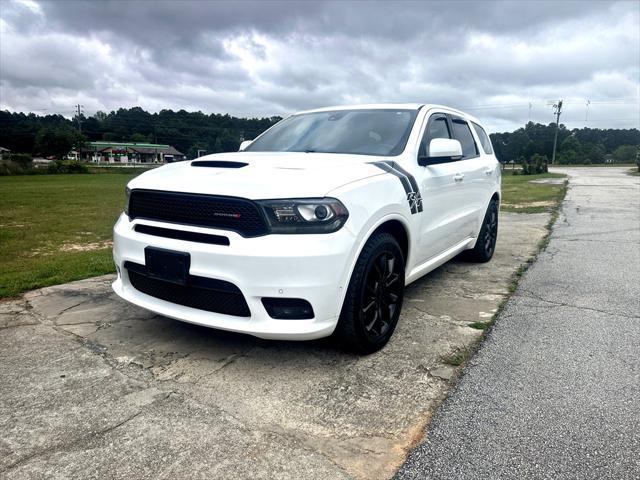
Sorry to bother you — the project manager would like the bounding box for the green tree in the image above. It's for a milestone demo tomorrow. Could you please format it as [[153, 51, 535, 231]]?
[[581, 143, 605, 164], [612, 145, 637, 163], [130, 133, 148, 143], [558, 135, 581, 164], [35, 126, 84, 159]]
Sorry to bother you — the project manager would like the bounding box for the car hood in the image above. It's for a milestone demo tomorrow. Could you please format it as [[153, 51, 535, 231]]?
[[128, 152, 387, 199]]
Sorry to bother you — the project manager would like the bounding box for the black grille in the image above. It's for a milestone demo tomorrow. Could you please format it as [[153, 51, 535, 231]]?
[[126, 265, 251, 317], [129, 189, 268, 237]]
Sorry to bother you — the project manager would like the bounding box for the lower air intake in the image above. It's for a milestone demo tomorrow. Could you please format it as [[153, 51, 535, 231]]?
[[127, 266, 251, 317]]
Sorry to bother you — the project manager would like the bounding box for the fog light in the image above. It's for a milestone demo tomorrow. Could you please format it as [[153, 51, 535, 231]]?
[[262, 297, 314, 319]]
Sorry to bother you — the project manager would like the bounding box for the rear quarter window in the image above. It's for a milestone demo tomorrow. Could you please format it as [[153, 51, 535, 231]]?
[[471, 121, 494, 155]]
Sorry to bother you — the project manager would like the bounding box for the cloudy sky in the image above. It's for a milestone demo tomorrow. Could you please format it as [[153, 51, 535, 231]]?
[[0, 0, 638, 132]]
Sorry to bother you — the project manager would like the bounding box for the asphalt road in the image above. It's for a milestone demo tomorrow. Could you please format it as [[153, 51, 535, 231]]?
[[397, 167, 640, 480]]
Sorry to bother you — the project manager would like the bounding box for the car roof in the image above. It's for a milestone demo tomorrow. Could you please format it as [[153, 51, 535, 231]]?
[[294, 103, 482, 124]]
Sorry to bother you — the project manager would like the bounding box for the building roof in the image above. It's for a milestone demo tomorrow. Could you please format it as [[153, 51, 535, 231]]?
[[88, 141, 171, 148], [131, 146, 183, 155], [82, 141, 183, 156]]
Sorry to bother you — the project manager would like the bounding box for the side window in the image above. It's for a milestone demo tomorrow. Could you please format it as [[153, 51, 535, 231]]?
[[420, 114, 450, 157], [451, 117, 479, 159], [471, 121, 493, 154]]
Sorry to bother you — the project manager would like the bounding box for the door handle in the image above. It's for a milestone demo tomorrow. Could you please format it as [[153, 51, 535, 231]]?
[[453, 173, 465, 182], [484, 168, 494, 176]]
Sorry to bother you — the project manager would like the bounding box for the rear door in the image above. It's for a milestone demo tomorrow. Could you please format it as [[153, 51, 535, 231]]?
[[447, 115, 485, 238], [470, 120, 500, 207]]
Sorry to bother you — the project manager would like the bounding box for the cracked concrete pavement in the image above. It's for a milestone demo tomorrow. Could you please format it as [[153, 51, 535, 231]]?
[[397, 167, 640, 480], [1, 209, 550, 480]]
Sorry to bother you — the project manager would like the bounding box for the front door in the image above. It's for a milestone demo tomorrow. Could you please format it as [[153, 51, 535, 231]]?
[[414, 112, 469, 263]]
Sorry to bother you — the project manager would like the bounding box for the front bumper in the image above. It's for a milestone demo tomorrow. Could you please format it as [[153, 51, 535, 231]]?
[[112, 214, 356, 340]]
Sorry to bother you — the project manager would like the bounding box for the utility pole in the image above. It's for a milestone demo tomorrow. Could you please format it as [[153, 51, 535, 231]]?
[[75, 104, 84, 133], [551, 100, 563, 165], [528, 102, 532, 122]]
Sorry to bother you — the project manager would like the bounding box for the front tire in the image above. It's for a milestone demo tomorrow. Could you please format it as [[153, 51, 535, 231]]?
[[466, 198, 499, 263], [334, 232, 405, 354]]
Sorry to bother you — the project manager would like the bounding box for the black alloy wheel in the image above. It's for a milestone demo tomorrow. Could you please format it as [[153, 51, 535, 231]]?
[[334, 232, 405, 354], [465, 199, 499, 263], [360, 251, 403, 341], [483, 201, 498, 258]]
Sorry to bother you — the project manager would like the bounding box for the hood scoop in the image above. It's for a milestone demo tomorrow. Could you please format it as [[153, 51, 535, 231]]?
[[191, 160, 248, 169]]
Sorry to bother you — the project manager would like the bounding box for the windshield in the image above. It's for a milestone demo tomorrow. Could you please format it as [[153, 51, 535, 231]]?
[[245, 109, 418, 156]]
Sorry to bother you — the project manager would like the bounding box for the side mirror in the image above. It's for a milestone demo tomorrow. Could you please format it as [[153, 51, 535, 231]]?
[[239, 140, 253, 151], [419, 138, 463, 166]]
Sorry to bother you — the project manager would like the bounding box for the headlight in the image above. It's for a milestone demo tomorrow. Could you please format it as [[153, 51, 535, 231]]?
[[124, 186, 131, 215], [257, 198, 349, 234]]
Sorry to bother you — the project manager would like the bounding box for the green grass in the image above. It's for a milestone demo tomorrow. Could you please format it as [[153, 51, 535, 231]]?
[[467, 321, 490, 330], [442, 345, 472, 367], [0, 174, 138, 298], [501, 172, 567, 213], [87, 165, 158, 175]]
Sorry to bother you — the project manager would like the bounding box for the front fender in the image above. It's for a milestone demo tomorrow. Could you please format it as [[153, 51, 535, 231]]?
[[327, 175, 414, 318]]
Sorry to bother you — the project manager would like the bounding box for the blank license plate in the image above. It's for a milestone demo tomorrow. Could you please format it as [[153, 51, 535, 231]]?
[[144, 247, 190, 285]]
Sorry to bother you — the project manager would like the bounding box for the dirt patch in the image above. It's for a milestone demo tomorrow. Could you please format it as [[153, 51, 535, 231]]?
[[59, 240, 113, 252], [528, 178, 566, 185], [502, 201, 555, 209], [0, 223, 28, 228]]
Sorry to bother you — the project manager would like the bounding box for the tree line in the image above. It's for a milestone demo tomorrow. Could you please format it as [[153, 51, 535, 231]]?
[[491, 121, 639, 164], [0, 108, 638, 163], [0, 107, 281, 160]]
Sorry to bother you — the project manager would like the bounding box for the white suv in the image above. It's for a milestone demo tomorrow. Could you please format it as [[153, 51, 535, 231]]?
[[113, 104, 500, 353]]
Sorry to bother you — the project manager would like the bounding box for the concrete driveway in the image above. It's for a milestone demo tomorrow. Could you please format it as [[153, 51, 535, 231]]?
[[1, 211, 549, 480]]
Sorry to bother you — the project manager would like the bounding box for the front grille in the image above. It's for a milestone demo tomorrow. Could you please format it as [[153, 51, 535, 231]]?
[[126, 264, 251, 317], [129, 189, 268, 237]]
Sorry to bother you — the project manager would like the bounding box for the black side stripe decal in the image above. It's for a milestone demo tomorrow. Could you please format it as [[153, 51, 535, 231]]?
[[371, 161, 423, 214], [390, 163, 424, 213]]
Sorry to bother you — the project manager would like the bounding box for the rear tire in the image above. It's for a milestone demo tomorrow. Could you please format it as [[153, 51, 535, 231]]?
[[465, 199, 499, 263], [334, 232, 405, 354]]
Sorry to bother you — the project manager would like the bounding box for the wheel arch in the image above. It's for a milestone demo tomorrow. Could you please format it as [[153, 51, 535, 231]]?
[[369, 219, 409, 266], [469, 190, 501, 250], [334, 214, 412, 319]]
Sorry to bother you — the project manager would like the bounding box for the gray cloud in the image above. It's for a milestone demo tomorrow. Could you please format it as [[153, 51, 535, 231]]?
[[1, 0, 638, 131]]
